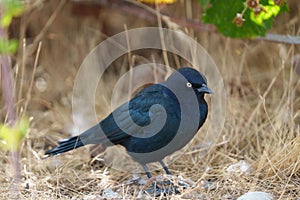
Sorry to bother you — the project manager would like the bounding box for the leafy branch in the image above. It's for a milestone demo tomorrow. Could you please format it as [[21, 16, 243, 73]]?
[[0, 0, 27, 198], [199, 0, 288, 38], [74, 0, 299, 44]]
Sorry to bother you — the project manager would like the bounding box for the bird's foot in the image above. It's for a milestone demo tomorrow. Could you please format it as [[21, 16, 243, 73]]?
[[144, 175, 191, 196], [156, 179, 189, 188], [145, 183, 180, 196]]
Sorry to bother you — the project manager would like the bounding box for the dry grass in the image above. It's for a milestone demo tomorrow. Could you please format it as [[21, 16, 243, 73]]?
[[1, 0, 300, 199]]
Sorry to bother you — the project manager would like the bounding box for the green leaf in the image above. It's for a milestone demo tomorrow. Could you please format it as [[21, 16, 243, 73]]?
[[0, 38, 19, 54], [4, 0, 24, 16], [17, 117, 29, 138], [0, 117, 29, 151], [198, 0, 210, 8], [1, 0, 24, 28], [1, 14, 13, 28], [250, 5, 279, 25], [201, 0, 288, 38]]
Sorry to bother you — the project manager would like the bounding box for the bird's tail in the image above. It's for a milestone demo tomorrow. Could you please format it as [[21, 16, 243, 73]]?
[[45, 136, 84, 156]]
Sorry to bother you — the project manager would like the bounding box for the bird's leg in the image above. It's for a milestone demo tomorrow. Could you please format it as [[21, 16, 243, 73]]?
[[159, 160, 189, 194], [142, 164, 164, 196], [142, 163, 182, 195], [142, 164, 152, 179], [158, 160, 172, 185], [158, 160, 178, 194], [159, 160, 171, 175]]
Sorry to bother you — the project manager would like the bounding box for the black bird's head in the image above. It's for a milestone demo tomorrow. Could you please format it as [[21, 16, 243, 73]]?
[[172, 67, 212, 96]]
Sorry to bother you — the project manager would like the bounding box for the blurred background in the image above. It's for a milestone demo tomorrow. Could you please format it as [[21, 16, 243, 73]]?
[[1, 0, 299, 199]]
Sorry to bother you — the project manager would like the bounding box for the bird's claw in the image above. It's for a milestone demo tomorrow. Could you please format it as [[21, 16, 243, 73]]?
[[145, 185, 180, 196], [144, 180, 186, 196]]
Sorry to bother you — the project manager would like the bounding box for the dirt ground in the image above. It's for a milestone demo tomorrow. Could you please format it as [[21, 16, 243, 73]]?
[[1, 0, 299, 199]]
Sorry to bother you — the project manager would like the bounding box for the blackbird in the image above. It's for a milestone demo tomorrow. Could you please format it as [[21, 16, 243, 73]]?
[[45, 67, 211, 189]]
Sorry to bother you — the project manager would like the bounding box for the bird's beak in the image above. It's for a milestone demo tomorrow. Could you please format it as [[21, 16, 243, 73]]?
[[197, 84, 212, 94]]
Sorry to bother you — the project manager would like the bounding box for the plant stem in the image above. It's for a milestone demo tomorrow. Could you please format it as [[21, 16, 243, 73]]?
[[0, 10, 20, 199], [1, 54, 16, 125]]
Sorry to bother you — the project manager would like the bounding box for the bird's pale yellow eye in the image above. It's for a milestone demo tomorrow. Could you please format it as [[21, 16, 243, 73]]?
[[186, 82, 192, 88]]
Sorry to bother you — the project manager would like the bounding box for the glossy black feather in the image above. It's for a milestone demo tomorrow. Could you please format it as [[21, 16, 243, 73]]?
[[45, 67, 211, 165]]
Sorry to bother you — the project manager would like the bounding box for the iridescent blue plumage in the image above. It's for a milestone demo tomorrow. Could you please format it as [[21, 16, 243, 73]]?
[[45, 67, 211, 178]]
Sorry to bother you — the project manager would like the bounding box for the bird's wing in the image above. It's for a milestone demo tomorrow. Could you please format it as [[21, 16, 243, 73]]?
[[98, 84, 180, 144]]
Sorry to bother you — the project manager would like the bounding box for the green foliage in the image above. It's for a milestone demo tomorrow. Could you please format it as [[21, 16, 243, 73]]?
[[0, 117, 29, 151], [199, 0, 288, 38], [1, 0, 24, 28], [198, 0, 210, 8], [250, 1, 282, 25], [0, 38, 18, 54], [0, 0, 23, 54]]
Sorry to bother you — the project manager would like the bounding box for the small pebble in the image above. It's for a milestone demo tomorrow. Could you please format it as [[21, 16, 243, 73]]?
[[237, 191, 272, 200]]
